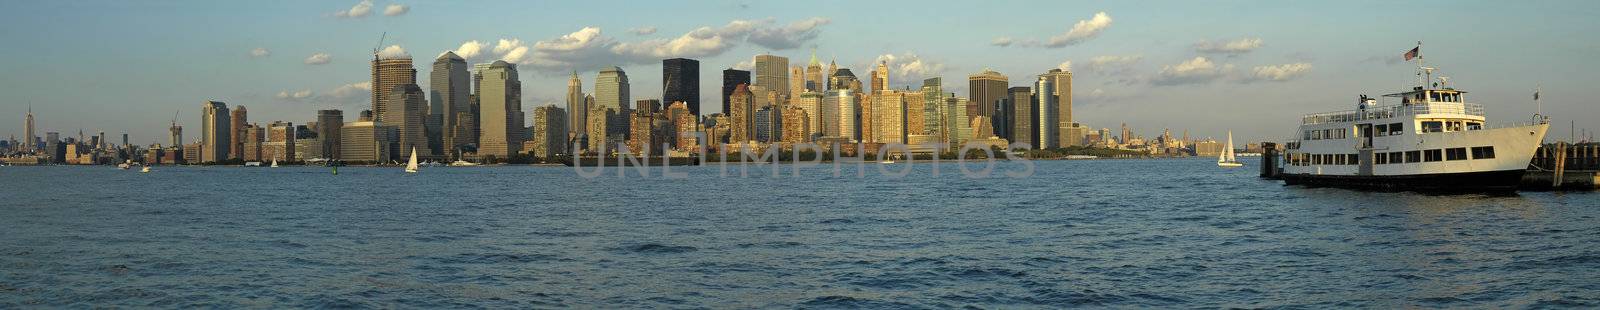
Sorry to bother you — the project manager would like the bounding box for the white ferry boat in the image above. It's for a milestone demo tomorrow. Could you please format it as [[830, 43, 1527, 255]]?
[[1280, 50, 1548, 191]]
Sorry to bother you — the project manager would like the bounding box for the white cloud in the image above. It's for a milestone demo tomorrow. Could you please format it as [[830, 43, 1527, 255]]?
[[1249, 63, 1312, 81], [494, 38, 533, 64], [629, 26, 657, 35], [304, 53, 332, 65], [1196, 37, 1263, 54], [746, 17, 831, 50], [330, 81, 372, 98], [1082, 54, 1142, 75], [452, 40, 486, 59], [377, 45, 409, 59], [1153, 56, 1233, 85], [611, 25, 740, 60], [249, 47, 270, 58], [383, 4, 409, 16], [334, 0, 373, 18], [277, 89, 313, 100], [991, 37, 1013, 47], [732, 59, 754, 70], [874, 52, 947, 82], [1057, 60, 1073, 71], [1042, 12, 1112, 48]]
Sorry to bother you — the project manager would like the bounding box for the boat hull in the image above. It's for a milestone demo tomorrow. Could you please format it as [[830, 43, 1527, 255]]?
[[1281, 169, 1526, 192]]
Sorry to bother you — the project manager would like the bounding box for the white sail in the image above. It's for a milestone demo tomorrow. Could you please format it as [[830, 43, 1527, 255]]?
[[270, 159, 278, 168], [1225, 131, 1237, 162], [405, 148, 419, 172]]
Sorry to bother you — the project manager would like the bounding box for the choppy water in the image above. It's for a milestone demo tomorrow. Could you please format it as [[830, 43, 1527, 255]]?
[[2, 159, 1598, 308]]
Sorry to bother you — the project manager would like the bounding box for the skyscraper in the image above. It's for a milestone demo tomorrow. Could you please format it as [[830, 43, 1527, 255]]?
[[874, 90, 907, 144], [371, 53, 417, 124], [265, 121, 295, 162], [168, 115, 183, 149], [805, 50, 824, 91], [826, 89, 859, 141], [531, 105, 567, 159], [595, 66, 631, 111], [721, 69, 749, 116], [431, 51, 470, 158], [316, 109, 342, 159], [753, 54, 790, 98], [23, 105, 34, 151], [662, 58, 700, 115], [386, 84, 430, 159], [871, 61, 889, 94], [1041, 68, 1074, 146], [728, 84, 753, 143], [200, 101, 230, 163], [1010, 86, 1034, 148], [230, 106, 247, 160], [969, 69, 1009, 138], [478, 61, 522, 158], [921, 78, 945, 136], [566, 71, 587, 147], [1034, 74, 1059, 149]]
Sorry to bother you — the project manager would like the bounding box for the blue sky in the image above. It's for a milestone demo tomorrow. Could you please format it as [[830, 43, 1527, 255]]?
[[2, 0, 1597, 145]]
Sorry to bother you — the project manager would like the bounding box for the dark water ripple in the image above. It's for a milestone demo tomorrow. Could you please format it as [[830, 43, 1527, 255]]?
[[2, 159, 1599, 308]]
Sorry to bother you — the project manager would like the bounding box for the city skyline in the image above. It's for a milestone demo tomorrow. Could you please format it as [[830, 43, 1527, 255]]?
[[2, 1, 1598, 145]]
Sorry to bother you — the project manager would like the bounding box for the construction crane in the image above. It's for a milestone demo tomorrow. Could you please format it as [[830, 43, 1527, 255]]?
[[372, 32, 387, 58]]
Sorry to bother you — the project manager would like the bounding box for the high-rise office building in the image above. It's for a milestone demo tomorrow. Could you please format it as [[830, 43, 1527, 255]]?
[[781, 106, 810, 144], [969, 69, 1008, 137], [635, 99, 661, 113], [169, 117, 183, 149], [316, 110, 342, 159], [371, 54, 417, 124], [874, 90, 907, 144], [386, 84, 430, 159], [805, 51, 824, 91], [230, 106, 247, 160], [531, 105, 567, 159], [871, 61, 889, 94], [753, 54, 790, 98], [1034, 74, 1059, 149], [1010, 86, 1034, 148], [825, 89, 859, 141], [721, 69, 749, 116], [23, 105, 35, 151], [789, 66, 806, 97], [920, 78, 945, 136], [241, 124, 262, 162], [595, 66, 630, 111], [752, 106, 774, 143], [1041, 68, 1073, 147], [662, 58, 700, 115], [794, 92, 824, 139], [200, 101, 230, 163], [340, 117, 395, 163], [265, 121, 295, 162], [431, 51, 470, 157], [566, 71, 587, 147], [728, 84, 753, 143], [829, 69, 859, 92], [478, 61, 522, 158]]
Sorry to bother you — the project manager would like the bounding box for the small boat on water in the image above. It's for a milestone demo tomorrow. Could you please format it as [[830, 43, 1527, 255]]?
[[270, 159, 279, 168], [404, 148, 419, 173], [448, 160, 479, 167], [1218, 131, 1244, 168], [140, 166, 151, 173], [118, 160, 132, 170]]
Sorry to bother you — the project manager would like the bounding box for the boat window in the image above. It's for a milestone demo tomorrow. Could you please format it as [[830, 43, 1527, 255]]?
[[1389, 123, 1403, 135], [1446, 148, 1468, 160], [1312, 154, 1321, 165], [1375, 124, 1388, 137], [1333, 154, 1344, 165], [1375, 153, 1388, 164], [1421, 121, 1444, 133], [1446, 121, 1464, 132], [1389, 152, 1403, 164], [1471, 146, 1495, 159], [1405, 150, 1421, 163], [1424, 149, 1443, 162], [1303, 131, 1312, 140], [1348, 154, 1359, 165], [1312, 130, 1322, 140], [1339, 129, 1347, 139], [1466, 122, 1482, 130]]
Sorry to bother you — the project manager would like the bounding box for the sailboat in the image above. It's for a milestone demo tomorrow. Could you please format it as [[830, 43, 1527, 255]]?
[[404, 147, 420, 173], [1217, 131, 1244, 168], [270, 158, 279, 168]]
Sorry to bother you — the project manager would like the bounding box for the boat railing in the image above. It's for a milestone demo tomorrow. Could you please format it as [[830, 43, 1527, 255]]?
[[1302, 102, 1485, 125]]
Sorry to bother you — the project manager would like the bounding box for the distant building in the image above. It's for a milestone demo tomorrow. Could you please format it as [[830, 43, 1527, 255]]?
[[635, 99, 661, 113], [595, 66, 630, 111], [721, 69, 750, 117], [728, 84, 753, 143], [662, 58, 700, 115], [385, 84, 429, 159], [874, 90, 907, 144], [666, 101, 698, 150], [241, 124, 263, 162], [1033, 73, 1059, 149], [781, 106, 811, 144], [341, 118, 396, 163], [871, 61, 889, 94], [1040, 68, 1073, 148], [316, 110, 343, 159], [264, 121, 295, 162], [200, 101, 230, 163], [566, 71, 587, 151], [431, 51, 470, 158], [1009, 86, 1033, 147], [371, 53, 417, 126], [478, 61, 522, 158], [230, 105, 247, 160], [753, 106, 774, 143], [753, 54, 790, 98], [969, 69, 1009, 138], [531, 105, 567, 159]]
